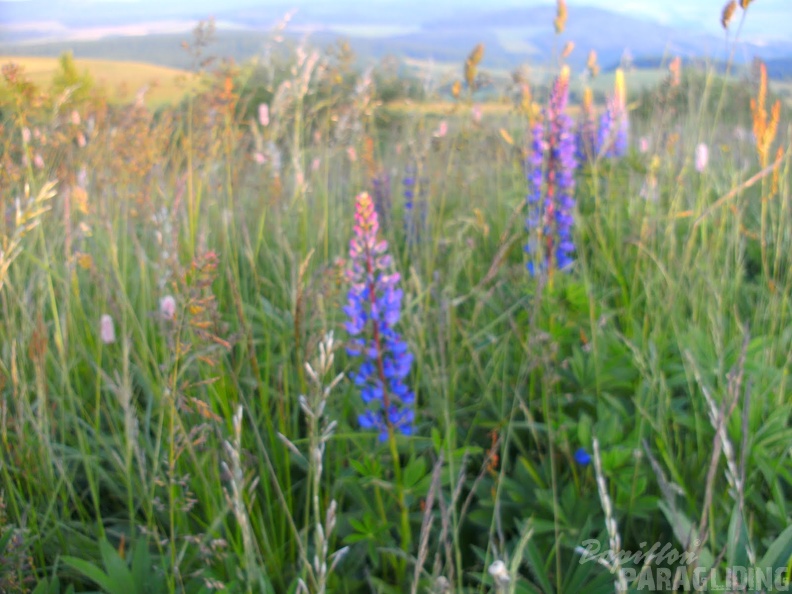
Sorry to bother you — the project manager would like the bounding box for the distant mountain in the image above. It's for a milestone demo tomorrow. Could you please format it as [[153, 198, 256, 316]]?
[[765, 58, 792, 80], [2, 2, 791, 77]]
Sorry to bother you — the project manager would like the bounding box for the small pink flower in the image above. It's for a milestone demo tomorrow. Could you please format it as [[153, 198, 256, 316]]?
[[22, 127, 31, 144], [254, 152, 266, 164], [639, 137, 650, 154], [33, 153, 44, 169], [160, 295, 176, 320], [472, 105, 482, 124], [695, 143, 709, 173], [311, 157, 321, 172], [347, 146, 357, 162], [70, 110, 81, 125], [100, 314, 116, 344], [77, 133, 87, 148], [258, 103, 269, 127], [434, 120, 448, 138]]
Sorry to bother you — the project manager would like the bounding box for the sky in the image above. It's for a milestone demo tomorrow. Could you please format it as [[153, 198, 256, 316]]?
[[2, 0, 790, 40]]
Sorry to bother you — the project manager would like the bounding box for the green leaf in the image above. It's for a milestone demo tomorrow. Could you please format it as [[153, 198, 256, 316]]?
[[759, 524, 792, 574], [402, 456, 427, 489], [99, 539, 134, 594], [61, 556, 114, 592], [658, 502, 714, 570], [726, 504, 750, 568]]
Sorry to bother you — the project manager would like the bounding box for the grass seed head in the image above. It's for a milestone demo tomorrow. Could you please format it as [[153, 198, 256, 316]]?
[[554, 0, 568, 34], [721, 0, 737, 29]]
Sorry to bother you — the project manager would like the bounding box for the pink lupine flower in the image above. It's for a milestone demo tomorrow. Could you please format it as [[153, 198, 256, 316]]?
[[258, 103, 269, 127], [100, 314, 116, 344], [160, 295, 177, 320]]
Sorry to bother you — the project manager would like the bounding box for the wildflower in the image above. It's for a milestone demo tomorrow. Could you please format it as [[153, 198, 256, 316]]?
[[669, 56, 682, 87], [21, 127, 30, 144], [574, 447, 592, 465], [488, 560, 510, 587], [402, 164, 425, 243], [433, 120, 448, 138], [554, 0, 567, 34], [525, 67, 577, 275], [160, 295, 177, 320], [576, 88, 598, 162], [472, 104, 482, 124], [33, 154, 44, 170], [639, 136, 650, 154], [695, 143, 709, 173], [253, 152, 265, 165], [465, 43, 484, 90], [587, 50, 600, 78], [100, 314, 116, 344], [344, 192, 415, 440], [311, 157, 321, 172], [598, 69, 629, 158], [70, 110, 81, 125], [258, 103, 269, 127]]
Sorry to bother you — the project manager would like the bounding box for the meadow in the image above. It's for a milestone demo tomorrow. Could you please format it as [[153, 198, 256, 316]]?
[[0, 4, 791, 593]]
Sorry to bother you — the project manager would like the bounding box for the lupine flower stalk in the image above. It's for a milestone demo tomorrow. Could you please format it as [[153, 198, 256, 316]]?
[[576, 87, 599, 162], [345, 192, 415, 440], [598, 69, 629, 158], [525, 66, 577, 275], [402, 164, 426, 243]]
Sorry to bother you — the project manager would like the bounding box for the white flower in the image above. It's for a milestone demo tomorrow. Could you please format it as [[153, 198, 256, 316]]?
[[100, 314, 116, 344], [488, 559, 510, 587], [695, 143, 709, 173]]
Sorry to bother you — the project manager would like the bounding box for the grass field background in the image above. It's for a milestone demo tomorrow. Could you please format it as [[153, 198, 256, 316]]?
[[0, 8, 791, 593]]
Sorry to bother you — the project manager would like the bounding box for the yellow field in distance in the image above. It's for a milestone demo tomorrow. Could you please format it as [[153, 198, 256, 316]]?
[[0, 55, 196, 107]]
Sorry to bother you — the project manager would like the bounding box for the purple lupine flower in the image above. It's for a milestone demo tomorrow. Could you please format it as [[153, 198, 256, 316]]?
[[574, 447, 592, 465], [345, 192, 415, 441], [525, 67, 577, 275], [402, 164, 427, 244]]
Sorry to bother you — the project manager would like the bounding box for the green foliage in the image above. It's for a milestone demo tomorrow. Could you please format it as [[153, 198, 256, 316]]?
[[0, 20, 790, 594], [51, 51, 94, 104]]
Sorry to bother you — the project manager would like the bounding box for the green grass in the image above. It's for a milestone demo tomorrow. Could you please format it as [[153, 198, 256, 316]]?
[[0, 22, 790, 594]]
